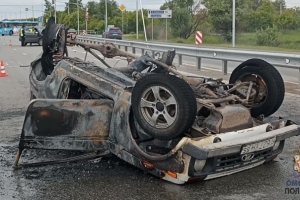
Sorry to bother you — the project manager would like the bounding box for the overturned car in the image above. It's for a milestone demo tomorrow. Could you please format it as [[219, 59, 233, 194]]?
[[14, 18, 300, 184]]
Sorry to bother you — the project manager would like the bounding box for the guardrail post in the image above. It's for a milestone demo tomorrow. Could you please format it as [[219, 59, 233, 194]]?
[[118, 45, 121, 49], [196, 57, 201, 70], [222, 60, 228, 75], [125, 46, 128, 52], [141, 49, 145, 55], [178, 55, 182, 65], [132, 47, 136, 54], [299, 69, 300, 87]]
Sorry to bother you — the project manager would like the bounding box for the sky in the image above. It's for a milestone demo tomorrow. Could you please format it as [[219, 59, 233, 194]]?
[[0, 0, 300, 20]]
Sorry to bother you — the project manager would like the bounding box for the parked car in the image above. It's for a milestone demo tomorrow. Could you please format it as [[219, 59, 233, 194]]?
[[19, 26, 45, 46], [102, 27, 122, 39]]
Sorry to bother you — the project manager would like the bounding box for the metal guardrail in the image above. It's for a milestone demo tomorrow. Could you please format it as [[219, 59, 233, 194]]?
[[76, 35, 300, 85]]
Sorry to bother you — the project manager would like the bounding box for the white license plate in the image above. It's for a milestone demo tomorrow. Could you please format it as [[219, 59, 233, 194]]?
[[241, 137, 276, 154]]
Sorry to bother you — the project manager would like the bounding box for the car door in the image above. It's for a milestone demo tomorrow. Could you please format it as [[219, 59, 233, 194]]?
[[19, 73, 114, 152], [25, 30, 35, 43]]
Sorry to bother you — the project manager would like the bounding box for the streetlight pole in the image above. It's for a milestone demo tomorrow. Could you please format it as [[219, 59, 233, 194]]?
[[105, 0, 107, 30], [232, 0, 235, 47]]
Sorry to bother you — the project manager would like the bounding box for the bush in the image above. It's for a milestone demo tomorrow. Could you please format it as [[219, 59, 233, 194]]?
[[255, 26, 278, 46]]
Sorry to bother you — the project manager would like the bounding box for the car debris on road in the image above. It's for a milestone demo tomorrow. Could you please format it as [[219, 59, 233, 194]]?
[[13, 17, 300, 185]]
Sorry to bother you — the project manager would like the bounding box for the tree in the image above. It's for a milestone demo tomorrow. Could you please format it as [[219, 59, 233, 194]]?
[[203, 0, 250, 41], [249, 1, 277, 30], [160, 0, 208, 39], [272, 0, 286, 13], [64, 0, 83, 14], [44, 0, 54, 16], [275, 9, 298, 30], [98, 0, 121, 20]]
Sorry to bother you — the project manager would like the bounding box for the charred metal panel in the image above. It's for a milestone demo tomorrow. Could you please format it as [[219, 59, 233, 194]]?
[[20, 99, 114, 151], [202, 104, 253, 134]]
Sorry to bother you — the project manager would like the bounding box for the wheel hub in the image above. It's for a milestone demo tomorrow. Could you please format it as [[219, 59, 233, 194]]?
[[155, 102, 165, 112]]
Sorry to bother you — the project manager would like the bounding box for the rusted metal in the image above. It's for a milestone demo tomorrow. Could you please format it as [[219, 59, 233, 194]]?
[[14, 150, 110, 169], [19, 99, 114, 151], [202, 104, 253, 134]]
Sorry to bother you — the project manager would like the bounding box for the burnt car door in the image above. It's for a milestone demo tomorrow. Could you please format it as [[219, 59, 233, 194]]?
[[14, 97, 114, 167], [18, 98, 113, 151]]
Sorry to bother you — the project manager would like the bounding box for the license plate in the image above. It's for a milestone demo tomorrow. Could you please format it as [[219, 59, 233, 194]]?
[[113, 34, 117, 35], [241, 137, 276, 154]]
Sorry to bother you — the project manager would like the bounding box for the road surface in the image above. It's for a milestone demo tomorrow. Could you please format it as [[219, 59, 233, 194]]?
[[0, 36, 300, 200]]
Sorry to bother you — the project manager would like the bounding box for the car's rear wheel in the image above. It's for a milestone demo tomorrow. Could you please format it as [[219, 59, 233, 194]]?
[[229, 59, 285, 118], [38, 38, 42, 46], [131, 74, 197, 140]]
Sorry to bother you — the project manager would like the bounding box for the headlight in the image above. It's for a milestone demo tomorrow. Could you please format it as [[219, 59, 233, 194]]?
[[194, 160, 206, 172], [273, 141, 280, 150]]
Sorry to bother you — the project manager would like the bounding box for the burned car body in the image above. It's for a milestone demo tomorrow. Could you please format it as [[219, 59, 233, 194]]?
[[14, 19, 300, 184]]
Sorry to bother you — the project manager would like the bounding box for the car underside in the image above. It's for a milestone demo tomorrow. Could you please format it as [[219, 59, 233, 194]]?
[[13, 18, 300, 184]]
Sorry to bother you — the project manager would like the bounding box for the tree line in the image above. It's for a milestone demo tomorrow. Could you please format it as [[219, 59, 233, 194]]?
[[40, 0, 300, 46]]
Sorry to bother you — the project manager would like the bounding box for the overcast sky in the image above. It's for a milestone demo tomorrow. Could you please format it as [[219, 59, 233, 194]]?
[[1, 0, 300, 20]]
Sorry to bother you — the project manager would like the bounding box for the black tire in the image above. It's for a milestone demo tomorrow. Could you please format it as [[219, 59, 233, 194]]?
[[131, 74, 197, 140], [38, 38, 42, 46], [229, 59, 285, 118], [9, 31, 13, 35]]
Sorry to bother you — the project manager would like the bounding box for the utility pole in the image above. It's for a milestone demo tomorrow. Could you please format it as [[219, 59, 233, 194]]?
[[32, 6, 34, 21], [232, 0, 235, 47], [68, 3, 70, 15], [105, 0, 107, 30]]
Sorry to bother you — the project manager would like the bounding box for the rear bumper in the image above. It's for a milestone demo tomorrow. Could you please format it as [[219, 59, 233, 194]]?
[[183, 124, 300, 180], [106, 35, 122, 39]]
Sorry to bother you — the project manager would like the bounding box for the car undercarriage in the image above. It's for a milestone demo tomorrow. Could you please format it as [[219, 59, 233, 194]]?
[[13, 18, 300, 184]]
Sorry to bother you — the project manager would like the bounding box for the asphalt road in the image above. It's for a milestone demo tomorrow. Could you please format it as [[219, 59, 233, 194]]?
[[0, 36, 300, 200]]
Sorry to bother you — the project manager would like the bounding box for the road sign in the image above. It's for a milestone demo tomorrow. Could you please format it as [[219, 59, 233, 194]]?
[[148, 10, 172, 19], [195, 31, 203, 45], [119, 4, 126, 12], [25, 8, 28, 11]]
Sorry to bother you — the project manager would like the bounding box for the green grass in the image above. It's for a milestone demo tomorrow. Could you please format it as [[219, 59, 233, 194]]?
[[123, 31, 300, 53]]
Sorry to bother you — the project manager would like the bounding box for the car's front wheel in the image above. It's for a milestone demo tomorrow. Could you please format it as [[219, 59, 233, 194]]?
[[131, 74, 197, 140]]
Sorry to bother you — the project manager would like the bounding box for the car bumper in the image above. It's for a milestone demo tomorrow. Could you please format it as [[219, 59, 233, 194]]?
[[106, 35, 122, 39], [164, 124, 300, 184]]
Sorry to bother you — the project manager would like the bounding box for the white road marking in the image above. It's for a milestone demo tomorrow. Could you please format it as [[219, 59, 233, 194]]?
[[22, 53, 27, 56], [13, 49, 16, 50]]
